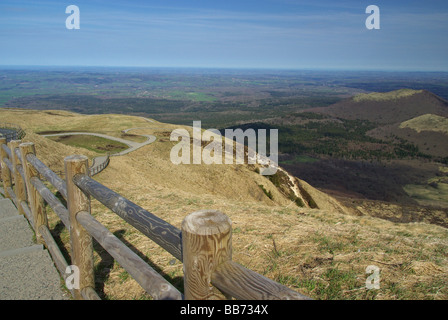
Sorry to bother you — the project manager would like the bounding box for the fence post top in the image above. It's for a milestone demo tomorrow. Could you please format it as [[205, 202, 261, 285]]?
[[19, 142, 36, 156], [64, 155, 88, 163], [182, 210, 232, 236], [19, 142, 34, 147]]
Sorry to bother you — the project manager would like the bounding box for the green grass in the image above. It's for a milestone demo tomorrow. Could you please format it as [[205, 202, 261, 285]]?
[[313, 234, 345, 254], [48, 135, 128, 154], [277, 267, 364, 300], [258, 184, 273, 200], [118, 270, 130, 283], [403, 182, 448, 204]]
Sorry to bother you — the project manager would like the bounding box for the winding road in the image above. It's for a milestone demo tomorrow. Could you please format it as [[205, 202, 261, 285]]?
[[42, 127, 157, 175], [43, 132, 156, 156]]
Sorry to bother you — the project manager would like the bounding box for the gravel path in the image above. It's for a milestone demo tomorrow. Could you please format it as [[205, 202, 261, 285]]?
[[0, 197, 69, 300]]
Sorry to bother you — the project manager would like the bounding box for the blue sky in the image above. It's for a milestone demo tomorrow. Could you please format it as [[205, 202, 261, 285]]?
[[1, 0, 447, 71]]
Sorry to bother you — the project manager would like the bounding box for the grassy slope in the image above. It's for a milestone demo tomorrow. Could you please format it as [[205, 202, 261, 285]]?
[[1, 108, 447, 300], [396, 114, 448, 208], [47, 134, 129, 154], [353, 89, 423, 102], [400, 114, 448, 134]]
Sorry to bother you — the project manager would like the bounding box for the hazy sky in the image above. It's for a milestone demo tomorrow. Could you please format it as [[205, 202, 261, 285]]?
[[1, 0, 447, 71]]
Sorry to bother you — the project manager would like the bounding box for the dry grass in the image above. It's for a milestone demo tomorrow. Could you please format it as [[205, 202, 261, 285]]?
[[353, 89, 423, 102], [2, 108, 447, 300]]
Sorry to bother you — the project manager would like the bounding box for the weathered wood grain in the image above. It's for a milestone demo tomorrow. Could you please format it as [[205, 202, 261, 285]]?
[[13, 145, 21, 162], [65, 155, 95, 300], [1, 143, 12, 159], [77, 211, 182, 300], [20, 142, 48, 243], [73, 173, 183, 261], [38, 223, 78, 298], [6, 186, 18, 207], [9, 140, 27, 216], [16, 164, 27, 186], [26, 153, 68, 200], [0, 138, 12, 199], [20, 200, 34, 229], [212, 260, 312, 300], [81, 286, 101, 300], [3, 157, 14, 174], [182, 210, 232, 300], [38, 224, 70, 283], [30, 176, 70, 229]]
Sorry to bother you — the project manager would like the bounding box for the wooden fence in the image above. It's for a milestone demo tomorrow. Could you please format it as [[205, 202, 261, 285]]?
[[0, 137, 310, 300], [89, 153, 110, 176], [0, 123, 26, 142]]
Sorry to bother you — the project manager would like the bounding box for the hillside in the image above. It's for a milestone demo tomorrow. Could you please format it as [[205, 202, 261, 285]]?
[[1, 108, 447, 300], [267, 90, 448, 210], [368, 114, 448, 159], [0, 108, 343, 211], [313, 89, 448, 124], [399, 114, 448, 134]]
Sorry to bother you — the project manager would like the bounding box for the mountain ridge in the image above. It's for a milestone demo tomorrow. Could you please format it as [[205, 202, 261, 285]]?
[[311, 89, 448, 125]]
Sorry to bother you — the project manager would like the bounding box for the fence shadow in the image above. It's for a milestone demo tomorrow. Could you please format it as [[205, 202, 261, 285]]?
[[113, 229, 184, 295]]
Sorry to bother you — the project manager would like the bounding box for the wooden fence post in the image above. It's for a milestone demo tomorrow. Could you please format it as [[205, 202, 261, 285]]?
[[0, 137, 12, 198], [19, 142, 48, 243], [181, 209, 232, 300], [65, 155, 95, 300], [9, 140, 26, 215]]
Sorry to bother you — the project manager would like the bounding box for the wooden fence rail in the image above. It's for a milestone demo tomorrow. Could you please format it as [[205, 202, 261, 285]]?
[[72, 173, 183, 260], [0, 136, 311, 301]]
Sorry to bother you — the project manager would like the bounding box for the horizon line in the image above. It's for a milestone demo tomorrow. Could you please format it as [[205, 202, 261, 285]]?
[[1, 64, 448, 73]]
